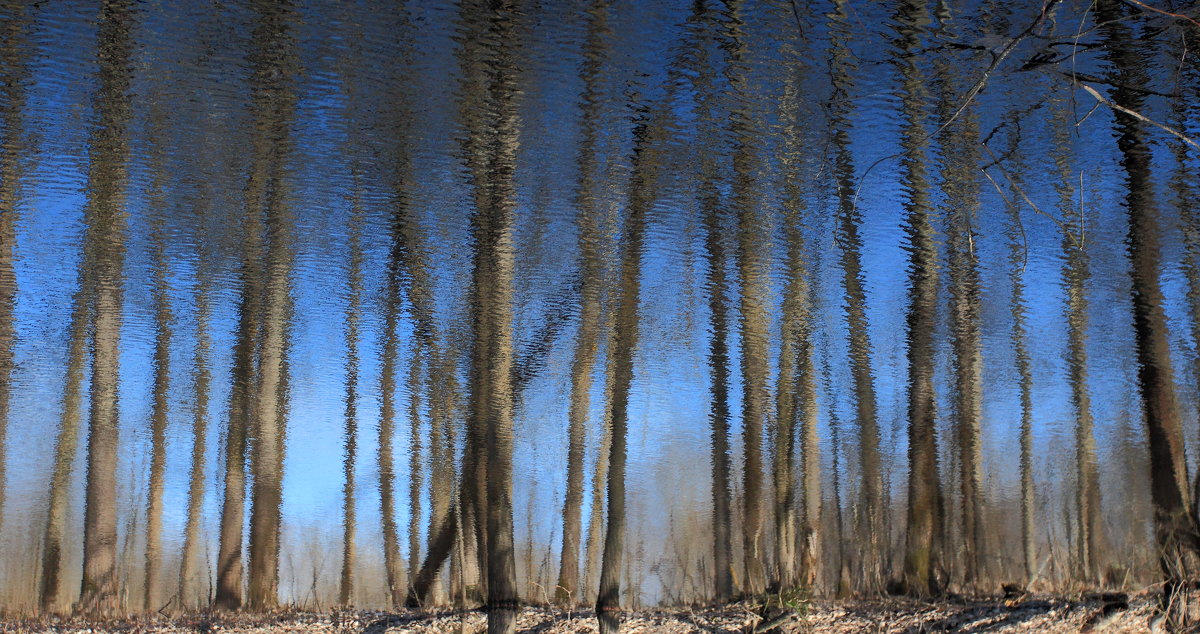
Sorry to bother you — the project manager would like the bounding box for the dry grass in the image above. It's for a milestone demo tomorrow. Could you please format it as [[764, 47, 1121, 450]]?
[[0, 593, 1168, 633]]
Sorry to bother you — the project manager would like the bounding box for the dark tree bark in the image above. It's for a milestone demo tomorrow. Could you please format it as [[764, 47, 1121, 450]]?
[[1096, 0, 1199, 606]]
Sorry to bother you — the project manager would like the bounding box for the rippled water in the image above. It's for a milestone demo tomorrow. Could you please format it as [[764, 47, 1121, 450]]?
[[1, 0, 1198, 618]]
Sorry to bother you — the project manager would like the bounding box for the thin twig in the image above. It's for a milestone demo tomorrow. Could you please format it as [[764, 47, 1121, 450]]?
[[981, 167, 1028, 273], [1079, 83, 1200, 150], [1121, 0, 1200, 30], [981, 143, 1081, 249], [1069, 0, 1095, 122], [1075, 100, 1102, 127], [852, 0, 1063, 208], [1078, 170, 1086, 247]]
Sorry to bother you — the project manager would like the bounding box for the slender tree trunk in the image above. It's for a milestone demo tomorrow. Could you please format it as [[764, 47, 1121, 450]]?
[[596, 103, 655, 634], [827, 0, 883, 591], [40, 231, 93, 613], [999, 120, 1035, 585], [213, 173, 261, 611], [680, 0, 733, 600], [244, 0, 298, 610], [339, 180, 364, 607], [179, 225, 213, 609], [718, 0, 768, 595], [142, 113, 172, 612], [894, 0, 945, 596], [933, 56, 984, 589], [407, 340, 424, 588], [1096, 0, 1199, 604], [583, 397, 612, 602], [701, 169, 733, 601], [774, 74, 820, 591], [379, 252, 405, 606], [454, 0, 497, 599], [427, 345, 458, 605], [1050, 100, 1103, 584], [795, 232, 823, 594], [78, 0, 135, 613], [556, 0, 610, 605], [0, 0, 29, 544], [774, 216, 821, 592], [820, 347, 851, 597], [580, 281, 619, 601]]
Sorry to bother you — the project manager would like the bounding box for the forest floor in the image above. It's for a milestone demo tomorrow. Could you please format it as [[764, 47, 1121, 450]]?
[[0, 592, 1172, 633]]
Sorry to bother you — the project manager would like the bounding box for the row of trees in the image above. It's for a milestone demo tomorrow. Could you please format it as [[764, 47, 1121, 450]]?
[[0, 0, 1197, 632]]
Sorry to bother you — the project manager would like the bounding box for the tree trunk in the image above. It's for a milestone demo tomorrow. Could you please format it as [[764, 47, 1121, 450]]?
[[775, 72, 820, 591], [456, 1, 524, 630], [719, 0, 768, 595], [1050, 100, 1103, 584], [596, 102, 655, 634], [820, 348, 851, 597], [40, 221, 93, 613], [407, 340, 424, 589], [214, 173, 261, 611], [427, 345, 458, 605], [679, 0, 733, 600], [339, 180, 364, 607], [480, 27, 520, 634], [1096, 0, 1199, 604], [142, 112, 172, 612], [584, 300, 617, 601], [1167, 38, 1200, 552], [78, 0, 135, 613], [999, 119, 1035, 584], [700, 166, 733, 600], [894, 0, 945, 597], [379, 253, 405, 606], [378, 140, 412, 609], [933, 54, 984, 588], [0, 0, 29, 547], [827, 0, 883, 591], [179, 224, 213, 609], [556, 0, 610, 605], [244, 0, 298, 610]]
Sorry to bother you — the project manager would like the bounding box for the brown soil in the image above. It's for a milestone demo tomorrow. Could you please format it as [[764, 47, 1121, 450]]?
[[0, 594, 1167, 633]]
